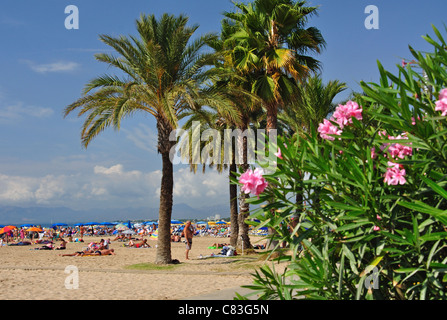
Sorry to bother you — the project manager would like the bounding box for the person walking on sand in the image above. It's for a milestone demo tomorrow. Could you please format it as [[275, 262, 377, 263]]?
[[183, 221, 194, 260]]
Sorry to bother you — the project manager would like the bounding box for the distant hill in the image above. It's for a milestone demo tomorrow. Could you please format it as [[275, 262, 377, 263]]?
[[0, 202, 230, 225]]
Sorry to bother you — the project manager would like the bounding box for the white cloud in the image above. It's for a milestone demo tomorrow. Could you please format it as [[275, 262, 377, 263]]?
[[0, 164, 229, 210], [22, 60, 80, 74], [0, 101, 54, 122], [173, 168, 228, 201]]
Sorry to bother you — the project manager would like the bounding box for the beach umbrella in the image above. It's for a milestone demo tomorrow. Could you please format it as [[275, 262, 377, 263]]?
[[171, 220, 183, 225], [115, 223, 128, 231], [144, 221, 157, 225], [196, 221, 207, 225], [26, 227, 43, 232], [150, 230, 158, 240], [85, 222, 100, 226], [74, 223, 84, 226], [126, 220, 132, 229], [20, 224, 36, 228], [0, 225, 17, 234], [52, 223, 68, 227], [99, 222, 116, 226], [215, 221, 227, 225]]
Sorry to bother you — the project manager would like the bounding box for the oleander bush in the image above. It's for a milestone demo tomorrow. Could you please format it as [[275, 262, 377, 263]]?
[[239, 25, 447, 300]]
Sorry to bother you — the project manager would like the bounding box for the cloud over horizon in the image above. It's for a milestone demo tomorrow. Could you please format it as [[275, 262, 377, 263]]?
[[0, 163, 229, 210]]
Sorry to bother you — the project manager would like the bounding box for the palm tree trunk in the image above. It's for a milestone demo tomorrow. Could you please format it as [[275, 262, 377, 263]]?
[[266, 103, 279, 250], [237, 125, 252, 250], [266, 104, 278, 133], [229, 141, 238, 248], [155, 118, 175, 264], [229, 162, 239, 248]]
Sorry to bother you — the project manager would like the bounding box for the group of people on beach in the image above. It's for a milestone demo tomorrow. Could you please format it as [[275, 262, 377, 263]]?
[[2, 220, 245, 261]]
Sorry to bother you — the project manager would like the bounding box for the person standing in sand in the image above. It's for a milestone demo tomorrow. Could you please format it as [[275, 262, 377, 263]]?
[[183, 221, 194, 260]]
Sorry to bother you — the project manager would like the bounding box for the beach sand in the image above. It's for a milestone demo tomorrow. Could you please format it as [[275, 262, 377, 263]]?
[[0, 235, 284, 300]]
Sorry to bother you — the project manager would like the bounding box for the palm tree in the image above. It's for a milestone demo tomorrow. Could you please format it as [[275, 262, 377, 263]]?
[[223, 0, 325, 250], [279, 74, 347, 215], [223, 0, 326, 132], [279, 74, 347, 137], [177, 108, 241, 247], [64, 13, 230, 264]]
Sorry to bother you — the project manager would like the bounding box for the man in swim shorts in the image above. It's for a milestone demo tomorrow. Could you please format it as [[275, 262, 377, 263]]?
[[183, 221, 193, 260]]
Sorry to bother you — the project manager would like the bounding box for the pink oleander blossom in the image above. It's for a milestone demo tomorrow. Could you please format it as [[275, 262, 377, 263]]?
[[239, 168, 268, 197], [317, 101, 363, 141], [384, 162, 406, 185], [318, 118, 342, 141], [274, 148, 283, 160], [381, 134, 412, 160], [435, 88, 447, 116], [332, 101, 363, 128]]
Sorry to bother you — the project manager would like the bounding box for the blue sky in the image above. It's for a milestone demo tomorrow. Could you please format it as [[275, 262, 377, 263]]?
[[0, 0, 446, 214]]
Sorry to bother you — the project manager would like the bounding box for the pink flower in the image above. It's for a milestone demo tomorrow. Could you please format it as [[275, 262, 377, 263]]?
[[376, 215, 382, 221], [274, 148, 283, 160], [371, 147, 377, 159], [384, 162, 406, 185], [381, 134, 412, 159], [239, 168, 268, 197], [373, 226, 380, 231], [318, 119, 342, 141], [317, 101, 363, 141], [435, 88, 447, 116], [333, 101, 363, 128]]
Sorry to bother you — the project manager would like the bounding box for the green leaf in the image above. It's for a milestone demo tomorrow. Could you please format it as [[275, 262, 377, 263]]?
[[395, 267, 423, 273], [336, 221, 371, 232], [399, 201, 447, 225], [421, 176, 447, 201]]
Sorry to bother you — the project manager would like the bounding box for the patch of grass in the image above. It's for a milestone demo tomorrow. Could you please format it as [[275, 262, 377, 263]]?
[[124, 262, 179, 271]]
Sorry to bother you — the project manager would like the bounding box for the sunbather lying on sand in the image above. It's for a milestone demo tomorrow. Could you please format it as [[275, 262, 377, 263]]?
[[88, 248, 116, 256], [126, 239, 150, 248], [8, 241, 32, 246], [59, 248, 93, 256]]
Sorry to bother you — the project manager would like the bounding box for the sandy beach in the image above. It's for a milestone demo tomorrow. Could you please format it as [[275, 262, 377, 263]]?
[[0, 234, 282, 300]]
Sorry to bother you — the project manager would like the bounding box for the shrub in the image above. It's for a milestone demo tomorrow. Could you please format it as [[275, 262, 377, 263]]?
[[240, 25, 447, 300]]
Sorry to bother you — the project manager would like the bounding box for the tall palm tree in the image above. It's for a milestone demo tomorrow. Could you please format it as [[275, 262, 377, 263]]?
[[279, 74, 347, 136], [178, 108, 241, 247], [223, 0, 325, 250], [64, 13, 232, 264], [279, 74, 347, 215], [223, 0, 326, 132]]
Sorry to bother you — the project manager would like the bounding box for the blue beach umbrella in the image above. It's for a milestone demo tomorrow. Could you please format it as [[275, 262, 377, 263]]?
[[171, 220, 183, 225], [52, 223, 68, 227], [85, 222, 100, 226], [100, 222, 116, 226]]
